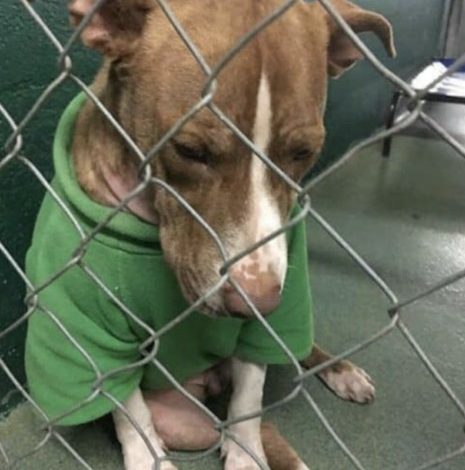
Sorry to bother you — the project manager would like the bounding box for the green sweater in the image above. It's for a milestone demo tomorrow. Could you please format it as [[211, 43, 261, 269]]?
[[25, 94, 314, 426]]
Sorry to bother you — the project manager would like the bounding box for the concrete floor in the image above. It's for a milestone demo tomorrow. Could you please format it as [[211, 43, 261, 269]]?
[[1, 134, 465, 469]]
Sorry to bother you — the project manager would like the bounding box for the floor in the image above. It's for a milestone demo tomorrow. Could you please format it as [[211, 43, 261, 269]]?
[[1, 133, 465, 469]]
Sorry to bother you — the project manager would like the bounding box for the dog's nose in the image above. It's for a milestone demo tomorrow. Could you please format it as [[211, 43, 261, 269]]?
[[224, 288, 281, 317], [222, 268, 281, 316]]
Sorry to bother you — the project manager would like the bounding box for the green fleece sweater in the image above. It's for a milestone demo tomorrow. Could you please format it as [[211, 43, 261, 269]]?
[[25, 93, 314, 426]]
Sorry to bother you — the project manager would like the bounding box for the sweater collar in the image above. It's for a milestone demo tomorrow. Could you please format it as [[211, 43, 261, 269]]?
[[53, 93, 159, 247]]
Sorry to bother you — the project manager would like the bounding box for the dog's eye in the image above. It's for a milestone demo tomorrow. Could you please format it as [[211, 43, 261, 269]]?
[[173, 142, 209, 165], [292, 147, 314, 162]]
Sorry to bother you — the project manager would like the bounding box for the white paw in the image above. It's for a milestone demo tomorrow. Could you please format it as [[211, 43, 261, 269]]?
[[125, 459, 177, 470], [159, 462, 178, 470], [224, 454, 264, 470], [223, 439, 267, 470], [124, 445, 177, 470], [319, 363, 375, 404], [297, 463, 311, 470]]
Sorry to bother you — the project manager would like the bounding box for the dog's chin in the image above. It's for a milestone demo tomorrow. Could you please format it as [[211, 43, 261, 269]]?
[[194, 302, 225, 318], [183, 294, 246, 319], [173, 267, 228, 318], [178, 286, 226, 318]]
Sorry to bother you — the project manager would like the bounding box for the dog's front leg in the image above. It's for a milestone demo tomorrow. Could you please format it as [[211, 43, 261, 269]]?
[[113, 388, 177, 470], [223, 358, 268, 470]]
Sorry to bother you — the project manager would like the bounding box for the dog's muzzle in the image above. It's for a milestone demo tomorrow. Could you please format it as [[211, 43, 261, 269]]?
[[221, 263, 281, 318]]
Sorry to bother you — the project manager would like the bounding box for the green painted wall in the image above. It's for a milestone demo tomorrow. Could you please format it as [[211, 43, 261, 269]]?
[[0, 1, 445, 412], [0, 1, 99, 412], [317, 0, 446, 172]]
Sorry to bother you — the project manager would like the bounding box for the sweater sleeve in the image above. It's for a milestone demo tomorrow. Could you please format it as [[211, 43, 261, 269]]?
[[25, 193, 144, 426]]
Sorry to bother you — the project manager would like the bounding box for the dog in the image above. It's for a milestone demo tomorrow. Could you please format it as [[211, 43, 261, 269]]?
[[24, 1, 395, 469]]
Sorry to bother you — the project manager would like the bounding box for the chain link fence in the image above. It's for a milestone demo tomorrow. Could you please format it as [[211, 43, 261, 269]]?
[[1, 0, 465, 469]]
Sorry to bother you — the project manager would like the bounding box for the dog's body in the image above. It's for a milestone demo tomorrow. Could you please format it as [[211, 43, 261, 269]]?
[[26, 0, 395, 468]]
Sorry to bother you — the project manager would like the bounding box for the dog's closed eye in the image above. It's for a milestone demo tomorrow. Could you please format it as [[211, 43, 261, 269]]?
[[292, 147, 314, 162], [173, 141, 210, 165]]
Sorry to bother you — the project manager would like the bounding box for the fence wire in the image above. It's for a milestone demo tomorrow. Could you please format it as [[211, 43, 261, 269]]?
[[1, 0, 465, 469]]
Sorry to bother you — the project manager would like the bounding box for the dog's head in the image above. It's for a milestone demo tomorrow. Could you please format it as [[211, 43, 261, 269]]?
[[69, 0, 395, 317]]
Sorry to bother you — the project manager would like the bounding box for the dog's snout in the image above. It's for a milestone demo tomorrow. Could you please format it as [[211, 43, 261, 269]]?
[[222, 266, 281, 316]]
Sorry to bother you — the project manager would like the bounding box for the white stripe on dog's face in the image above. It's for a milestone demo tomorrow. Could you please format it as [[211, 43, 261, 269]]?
[[234, 72, 287, 287]]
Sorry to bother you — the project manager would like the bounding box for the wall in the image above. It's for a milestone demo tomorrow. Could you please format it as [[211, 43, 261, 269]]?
[[445, 0, 465, 57], [0, 0, 446, 412], [318, 0, 446, 172], [0, 0, 99, 411]]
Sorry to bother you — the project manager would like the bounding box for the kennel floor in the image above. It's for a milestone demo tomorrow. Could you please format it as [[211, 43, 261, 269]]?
[[1, 135, 465, 470]]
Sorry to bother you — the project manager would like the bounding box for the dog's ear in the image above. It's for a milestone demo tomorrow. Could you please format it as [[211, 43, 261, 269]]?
[[68, 0, 154, 57], [323, 0, 396, 78]]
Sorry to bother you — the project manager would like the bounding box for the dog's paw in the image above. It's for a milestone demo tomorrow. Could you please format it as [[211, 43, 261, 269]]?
[[159, 463, 178, 470], [222, 439, 267, 470], [318, 361, 375, 404], [124, 447, 177, 470], [145, 463, 177, 470], [296, 464, 311, 470], [224, 453, 265, 470], [125, 459, 177, 470]]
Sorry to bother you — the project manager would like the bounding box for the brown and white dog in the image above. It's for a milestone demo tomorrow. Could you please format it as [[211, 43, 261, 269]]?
[[66, 1, 395, 469]]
